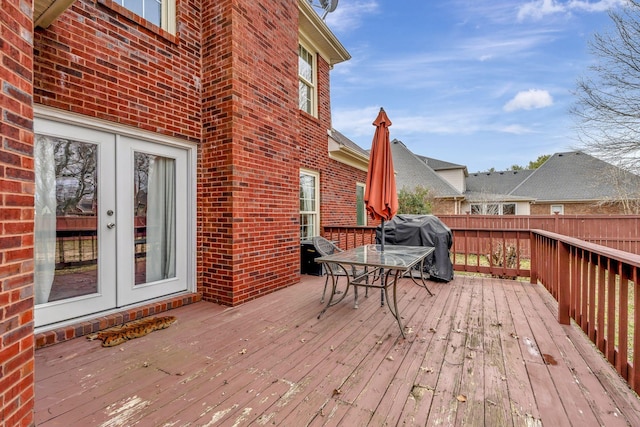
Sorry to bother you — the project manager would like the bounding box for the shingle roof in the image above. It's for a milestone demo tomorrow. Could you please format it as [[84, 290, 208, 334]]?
[[333, 129, 640, 205], [511, 151, 640, 202], [415, 154, 467, 173], [464, 191, 534, 203], [466, 170, 534, 195], [390, 139, 462, 198]]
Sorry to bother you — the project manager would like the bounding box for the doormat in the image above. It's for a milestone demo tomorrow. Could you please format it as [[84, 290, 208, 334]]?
[[87, 315, 177, 347]]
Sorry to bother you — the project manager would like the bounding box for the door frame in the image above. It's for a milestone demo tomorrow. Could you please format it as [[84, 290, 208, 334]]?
[[34, 106, 197, 329]]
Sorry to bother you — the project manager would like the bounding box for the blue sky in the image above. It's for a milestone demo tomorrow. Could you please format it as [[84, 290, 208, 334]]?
[[319, 0, 626, 172]]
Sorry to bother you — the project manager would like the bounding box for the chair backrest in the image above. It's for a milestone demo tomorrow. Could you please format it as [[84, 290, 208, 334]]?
[[312, 236, 343, 257]]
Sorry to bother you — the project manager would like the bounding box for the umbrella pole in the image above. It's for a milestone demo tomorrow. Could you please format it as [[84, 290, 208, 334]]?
[[380, 219, 385, 306]]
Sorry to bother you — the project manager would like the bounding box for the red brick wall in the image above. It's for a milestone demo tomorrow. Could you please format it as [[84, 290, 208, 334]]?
[[199, 0, 300, 305], [530, 202, 625, 215], [31, 0, 360, 306], [431, 199, 458, 215], [1, 0, 36, 424], [33, 0, 202, 142]]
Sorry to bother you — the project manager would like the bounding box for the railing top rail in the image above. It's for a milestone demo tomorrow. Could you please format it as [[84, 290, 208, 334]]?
[[532, 229, 640, 267]]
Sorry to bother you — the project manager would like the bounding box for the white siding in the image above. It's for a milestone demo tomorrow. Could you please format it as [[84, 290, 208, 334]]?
[[436, 169, 465, 192]]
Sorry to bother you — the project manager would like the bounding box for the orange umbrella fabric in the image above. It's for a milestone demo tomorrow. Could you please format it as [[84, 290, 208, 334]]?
[[364, 108, 398, 222]]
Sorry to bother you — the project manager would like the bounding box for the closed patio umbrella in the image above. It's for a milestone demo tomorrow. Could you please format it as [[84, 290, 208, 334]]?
[[364, 108, 398, 305]]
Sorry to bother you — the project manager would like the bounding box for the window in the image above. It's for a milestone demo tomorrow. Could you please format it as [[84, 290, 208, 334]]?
[[356, 183, 366, 226], [300, 170, 319, 239], [470, 204, 483, 214], [470, 203, 517, 215], [298, 44, 315, 115], [114, 0, 176, 33], [551, 205, 564, 215], [486, 204, 500, 215], [503, 203, 516, 215]]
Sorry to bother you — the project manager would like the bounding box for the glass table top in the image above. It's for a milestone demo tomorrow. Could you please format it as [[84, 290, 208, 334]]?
[[316, 244, 434, 270]]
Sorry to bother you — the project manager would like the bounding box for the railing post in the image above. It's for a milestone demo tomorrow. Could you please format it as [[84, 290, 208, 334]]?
[[557, 241, 570, 325], [530, 231, 537, 284]]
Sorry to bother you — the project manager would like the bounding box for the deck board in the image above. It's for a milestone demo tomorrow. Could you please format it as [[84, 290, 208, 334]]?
[[35, 274, 640, 426]]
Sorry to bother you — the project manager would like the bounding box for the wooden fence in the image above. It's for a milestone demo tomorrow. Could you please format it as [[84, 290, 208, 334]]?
[[438, 214, 640, 254]]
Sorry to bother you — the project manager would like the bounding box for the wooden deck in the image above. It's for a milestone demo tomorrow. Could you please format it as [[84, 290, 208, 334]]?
[[35, 274, 640, 426]]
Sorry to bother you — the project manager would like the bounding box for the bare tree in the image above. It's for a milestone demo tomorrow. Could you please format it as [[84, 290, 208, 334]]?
[[595, 164, 640, 213], [571, 0, 640, 173], [54, 139, 97, 214]]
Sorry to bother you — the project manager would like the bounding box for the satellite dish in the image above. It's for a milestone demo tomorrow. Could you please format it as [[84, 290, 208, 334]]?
[[320, 0, 338, 13], [311, 0, 338, 19]]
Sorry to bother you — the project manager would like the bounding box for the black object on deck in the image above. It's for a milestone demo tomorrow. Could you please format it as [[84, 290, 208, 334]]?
[[376, 214, 454, 282]]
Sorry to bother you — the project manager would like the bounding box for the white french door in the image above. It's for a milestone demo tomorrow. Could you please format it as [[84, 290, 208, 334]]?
[[34, 117, 192, 328], [115, 136, 189, 305]]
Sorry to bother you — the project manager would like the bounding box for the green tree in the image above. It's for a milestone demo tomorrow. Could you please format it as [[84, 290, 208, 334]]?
[[527, 154, 550, 169], [484, 154, 550, 172], [397, 185, 433, 215]]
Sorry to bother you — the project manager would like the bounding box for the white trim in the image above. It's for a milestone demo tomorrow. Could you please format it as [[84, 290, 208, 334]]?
[[164, 0, 176, 34], [300, 168, 320, 238], [298, 42, 317, 117], [298, 0, 350, 66], [327, 132, 369, 172], [34, 105, 194, 150]]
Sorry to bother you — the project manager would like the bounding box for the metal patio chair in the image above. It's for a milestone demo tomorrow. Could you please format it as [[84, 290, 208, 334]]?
[[312, 236, 370, 304]]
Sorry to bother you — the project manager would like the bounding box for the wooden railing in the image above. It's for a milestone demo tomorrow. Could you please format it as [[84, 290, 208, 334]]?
[[323, 225, 640, 394], [323, 225, 532, 278], [531, 230, 640, 393]]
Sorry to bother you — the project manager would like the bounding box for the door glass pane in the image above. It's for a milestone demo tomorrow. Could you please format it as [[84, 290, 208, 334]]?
[[35, 136, 99, 304], [133, 152, 176, 285]]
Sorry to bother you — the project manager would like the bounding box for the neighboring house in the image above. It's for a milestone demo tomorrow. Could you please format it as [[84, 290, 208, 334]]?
[[389, 139, 640, 216], [1, 1, 367, 422], [390, 139, 465, 214], [510, 151, 640, 215], [465, 170, 536, 215]]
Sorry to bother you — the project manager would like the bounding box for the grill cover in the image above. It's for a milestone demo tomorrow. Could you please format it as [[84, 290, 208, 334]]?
[[376, 214, 453, 282]]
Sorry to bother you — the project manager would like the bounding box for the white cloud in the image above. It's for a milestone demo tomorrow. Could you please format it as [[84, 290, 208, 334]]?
[[324, 1, 379, 33], [518, 0, 565, 21], [500, 124, 535, 134], [567, 0, 626, 12], [517, 0, 625, 21], [503, 89, 553, 111]]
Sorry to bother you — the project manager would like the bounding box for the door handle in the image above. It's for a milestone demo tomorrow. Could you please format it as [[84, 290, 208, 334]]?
[[107, 223, 115, 229]]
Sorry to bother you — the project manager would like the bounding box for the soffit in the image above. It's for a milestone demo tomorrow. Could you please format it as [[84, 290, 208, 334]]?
[[35, 0, 76, 28], [328, 142, 369, 173]]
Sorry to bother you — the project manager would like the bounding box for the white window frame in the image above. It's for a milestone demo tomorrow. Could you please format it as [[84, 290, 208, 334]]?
[[356, 183, 366, 226], [470, 203, 517, 215], [502, 203, 516, 215], [300, 169, 320, 239], [115, 0, 176, 34], [298, 43, 317, 117]]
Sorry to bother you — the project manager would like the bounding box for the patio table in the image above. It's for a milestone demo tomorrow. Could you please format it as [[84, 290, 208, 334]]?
[[316, 244, 435, 337]]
